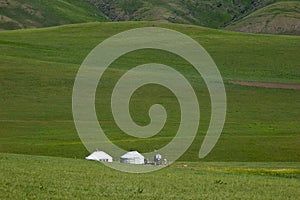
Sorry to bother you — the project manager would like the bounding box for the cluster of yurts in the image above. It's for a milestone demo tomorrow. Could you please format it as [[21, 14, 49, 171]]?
[[86, 150, 168, 165]]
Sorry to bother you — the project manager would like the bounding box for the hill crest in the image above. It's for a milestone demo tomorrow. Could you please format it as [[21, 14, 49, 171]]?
[[226, 1, 300, 35]]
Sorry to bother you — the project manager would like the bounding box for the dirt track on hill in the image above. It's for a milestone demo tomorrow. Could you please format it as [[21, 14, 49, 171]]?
[[230, 81, 300, 90]]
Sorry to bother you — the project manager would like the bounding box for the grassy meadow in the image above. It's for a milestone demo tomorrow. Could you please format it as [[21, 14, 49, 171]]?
[[0, 153, 300, 199], [0, 22, 299, 160], [0, 21, 299, 198]]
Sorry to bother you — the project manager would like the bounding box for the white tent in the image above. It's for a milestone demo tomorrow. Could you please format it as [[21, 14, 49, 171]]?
[[85, 151, 113, 162], [120, 151, 145, 164]]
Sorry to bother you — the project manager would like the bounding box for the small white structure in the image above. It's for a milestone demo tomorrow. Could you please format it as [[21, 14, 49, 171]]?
[[85, 151, 113, 162], [120, 151, 145, 164]]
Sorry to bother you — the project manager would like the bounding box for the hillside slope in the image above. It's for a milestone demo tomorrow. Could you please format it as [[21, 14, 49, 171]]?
[[226, 1, 300, 35], [0, 22, 299, 162], [0, 0, 108, 30], [88, 0, 278, 28], [0, 0, 282, 31]]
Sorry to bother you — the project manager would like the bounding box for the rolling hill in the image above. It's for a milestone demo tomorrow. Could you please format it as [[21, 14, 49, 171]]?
[[0, 18, 299, 199], [1, 0, 299, 35], [226, 1, 300, 35], [87, 0, 279, 28], [0, 0, 288, 31], [0, 22, 299, 162], [0, 0, 108, 30]]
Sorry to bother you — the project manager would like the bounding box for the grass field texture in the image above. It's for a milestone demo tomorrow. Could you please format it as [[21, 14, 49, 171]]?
[[0, 20, 300, 199], [0, 22, 299, 162], [0, 153, 299, 199]]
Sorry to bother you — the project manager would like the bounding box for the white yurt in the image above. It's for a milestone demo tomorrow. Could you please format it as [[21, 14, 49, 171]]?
[[120, 151, 145, 164], [85, 151, 113, 162]]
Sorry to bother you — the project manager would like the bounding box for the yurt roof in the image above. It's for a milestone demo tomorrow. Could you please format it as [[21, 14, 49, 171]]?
[[86, 151, 112, 160], [121, 151, 144, 159]]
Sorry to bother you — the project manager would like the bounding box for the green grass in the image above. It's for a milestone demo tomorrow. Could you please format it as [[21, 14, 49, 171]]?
[[0, 0, 108, 30], [0, 153, 299, 199], [0, 21, 299, 162]]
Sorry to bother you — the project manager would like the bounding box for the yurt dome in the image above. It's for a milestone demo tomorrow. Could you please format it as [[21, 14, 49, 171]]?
[[120, 151, 145, 164]]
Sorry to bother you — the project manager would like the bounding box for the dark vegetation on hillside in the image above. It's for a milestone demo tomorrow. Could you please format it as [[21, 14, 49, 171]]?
[[87, 0, 278, 28], [226, 1, 300, 35], [1, 0, 299, 35]]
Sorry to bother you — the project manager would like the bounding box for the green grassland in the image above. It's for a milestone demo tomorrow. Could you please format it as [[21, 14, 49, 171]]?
[[0, 0, 108, 30], [1, 20, 300, 199], [0, 21, 299, 163], [0, 153, 299, 199], [226, 1, 300, 35]]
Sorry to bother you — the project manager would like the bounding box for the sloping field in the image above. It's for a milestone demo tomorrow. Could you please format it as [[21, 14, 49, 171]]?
[[0, 22, 299, 162], [226, 1, 300, 35], [0, 0, 108, 30], [0, 153, 299, 199]]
